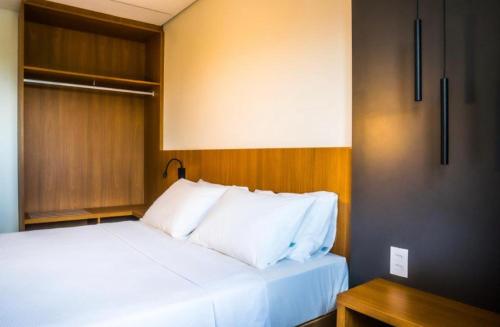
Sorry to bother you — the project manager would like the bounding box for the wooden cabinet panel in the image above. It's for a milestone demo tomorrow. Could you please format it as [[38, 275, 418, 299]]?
[[24, 86, 144, 212]]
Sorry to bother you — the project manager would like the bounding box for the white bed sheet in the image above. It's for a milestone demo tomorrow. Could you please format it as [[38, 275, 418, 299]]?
[[259, 254, 348, 326], [100, 221, 270, 327], [0, 221, 348, 327]]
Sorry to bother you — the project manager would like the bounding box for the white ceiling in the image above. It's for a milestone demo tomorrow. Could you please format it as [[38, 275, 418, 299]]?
[[0, 0, 198, 25]]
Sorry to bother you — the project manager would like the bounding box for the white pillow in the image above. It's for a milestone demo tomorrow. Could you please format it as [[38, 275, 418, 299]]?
[[314, 195, 338, 257], [255, 190, 338, 262], [197, 179, 249, 191], [189, 188, 314, 269], [142, 179, 228, 238]]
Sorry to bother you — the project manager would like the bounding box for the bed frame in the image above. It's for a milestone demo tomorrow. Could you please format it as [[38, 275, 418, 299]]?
[[146, 148, 351, 258]]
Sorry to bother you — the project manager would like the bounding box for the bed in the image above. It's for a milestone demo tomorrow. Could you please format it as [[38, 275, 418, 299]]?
[[0, 220, 347, 327]]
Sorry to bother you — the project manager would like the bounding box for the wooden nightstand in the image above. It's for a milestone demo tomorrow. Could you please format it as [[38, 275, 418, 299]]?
[[336, 278, 500, 327]]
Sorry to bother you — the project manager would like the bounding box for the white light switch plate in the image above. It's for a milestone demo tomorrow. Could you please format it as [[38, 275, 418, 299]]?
[[390, 246, 408, 278]]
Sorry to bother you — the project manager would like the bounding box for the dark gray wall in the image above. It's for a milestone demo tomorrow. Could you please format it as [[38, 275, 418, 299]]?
[[351, 0, 500, 312]]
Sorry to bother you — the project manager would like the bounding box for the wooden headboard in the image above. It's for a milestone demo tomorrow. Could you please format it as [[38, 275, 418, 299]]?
[[145, 148, 351, 258]]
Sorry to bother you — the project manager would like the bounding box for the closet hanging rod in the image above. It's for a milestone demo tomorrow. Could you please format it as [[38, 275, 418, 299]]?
[[24, 78, 156, 97]]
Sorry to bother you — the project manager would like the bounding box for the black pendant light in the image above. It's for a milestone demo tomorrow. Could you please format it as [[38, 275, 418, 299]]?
[[440, 0, 449, 165], [415, 0, 422, 101]]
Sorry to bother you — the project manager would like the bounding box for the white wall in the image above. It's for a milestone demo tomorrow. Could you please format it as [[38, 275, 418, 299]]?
[[163, 0, 351, 150], [0, 9, 19, 233]]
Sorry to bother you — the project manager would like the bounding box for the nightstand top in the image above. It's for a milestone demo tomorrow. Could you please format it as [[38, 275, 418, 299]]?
[[337, 278, 500, 326]]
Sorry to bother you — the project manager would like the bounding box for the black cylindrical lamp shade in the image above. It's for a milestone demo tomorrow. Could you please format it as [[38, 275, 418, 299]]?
[[415, 18, 422, 101], [440, 77, 449, 165]]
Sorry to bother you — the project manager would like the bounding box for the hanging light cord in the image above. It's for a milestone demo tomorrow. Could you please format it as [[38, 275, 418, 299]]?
[[417, 0, 420, 19], [443, 0, 447, 77]]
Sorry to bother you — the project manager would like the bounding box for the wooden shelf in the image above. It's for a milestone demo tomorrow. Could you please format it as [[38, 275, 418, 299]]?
[[25, 205, 146, 225], [25, 0, 162, 41], [24, 66, 160, 90]]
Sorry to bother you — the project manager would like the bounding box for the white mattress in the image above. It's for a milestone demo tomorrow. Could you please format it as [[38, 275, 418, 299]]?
[[0, 221, 348, 327]]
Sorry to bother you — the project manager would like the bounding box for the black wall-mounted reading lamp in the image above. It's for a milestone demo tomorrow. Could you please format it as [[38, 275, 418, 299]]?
[[162, 158, 186, 179]]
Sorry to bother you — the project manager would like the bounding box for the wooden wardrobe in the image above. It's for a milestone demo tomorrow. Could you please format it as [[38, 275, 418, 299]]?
[[18, 0, 163, 229]]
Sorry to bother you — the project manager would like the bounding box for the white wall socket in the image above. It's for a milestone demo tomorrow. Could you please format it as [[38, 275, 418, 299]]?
[[390, 246, 408, 278]]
